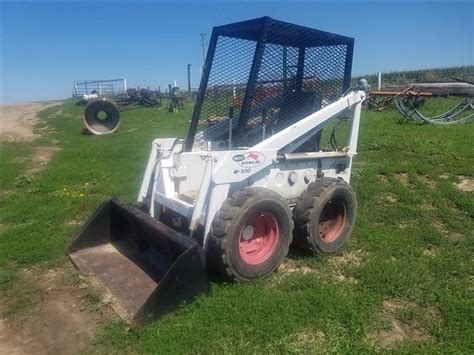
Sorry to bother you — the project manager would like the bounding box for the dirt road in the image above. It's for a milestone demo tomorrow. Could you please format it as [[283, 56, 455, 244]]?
[[1, 102, 62, 141], [1, 100, 110, 354]]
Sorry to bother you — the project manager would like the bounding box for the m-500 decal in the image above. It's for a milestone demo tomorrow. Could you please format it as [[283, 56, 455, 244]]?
[[232, 152, 266, 175]]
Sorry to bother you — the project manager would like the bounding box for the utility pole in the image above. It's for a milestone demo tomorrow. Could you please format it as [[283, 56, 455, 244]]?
[[187, 64, 192, 94], [200, 32, 207, 62]]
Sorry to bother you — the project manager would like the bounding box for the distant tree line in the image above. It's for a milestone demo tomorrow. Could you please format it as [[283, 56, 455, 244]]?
[[352, 66, 474, 88]]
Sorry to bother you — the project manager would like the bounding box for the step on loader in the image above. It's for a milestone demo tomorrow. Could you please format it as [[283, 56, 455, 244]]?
[[68, 17, 366, 325]]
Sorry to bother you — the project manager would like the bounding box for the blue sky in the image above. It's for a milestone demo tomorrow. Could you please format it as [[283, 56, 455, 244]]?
[[2, 1, 473, 103]]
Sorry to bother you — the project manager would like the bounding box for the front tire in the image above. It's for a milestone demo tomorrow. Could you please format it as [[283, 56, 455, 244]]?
[[208, 187, 293, 281]]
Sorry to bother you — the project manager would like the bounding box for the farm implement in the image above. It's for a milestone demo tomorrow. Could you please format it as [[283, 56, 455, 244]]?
[[363, 84, 474, 125], [68, 17, 366, 325], [365, 86, 432, 111], [394, 97, 474, 125]]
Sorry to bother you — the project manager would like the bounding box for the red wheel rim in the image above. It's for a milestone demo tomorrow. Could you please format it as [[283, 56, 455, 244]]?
[[239, 212, 280, 265], [319, 197, 346, 243]]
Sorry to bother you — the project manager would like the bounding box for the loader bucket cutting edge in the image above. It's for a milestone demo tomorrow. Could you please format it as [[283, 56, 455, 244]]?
[[67, 198, 210, 325]]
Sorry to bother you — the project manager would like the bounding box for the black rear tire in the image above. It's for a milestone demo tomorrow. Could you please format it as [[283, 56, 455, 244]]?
[[293, 178, 357, 254], [207, 187, 293, 281]]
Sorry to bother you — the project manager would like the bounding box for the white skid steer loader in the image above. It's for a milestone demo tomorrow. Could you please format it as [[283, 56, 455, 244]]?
[[68, 17, 366, 325]]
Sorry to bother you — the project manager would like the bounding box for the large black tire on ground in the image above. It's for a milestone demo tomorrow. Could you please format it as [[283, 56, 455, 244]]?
[[83, 98, 120, 135], [293, 178, 357, 254], [208, 187, 293, 281]]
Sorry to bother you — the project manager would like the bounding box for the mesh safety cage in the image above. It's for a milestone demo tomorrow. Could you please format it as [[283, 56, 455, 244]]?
[[185, 17, 354, 151]]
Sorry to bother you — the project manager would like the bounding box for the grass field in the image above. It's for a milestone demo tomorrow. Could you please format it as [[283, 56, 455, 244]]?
[[1, 97, 473, 353]]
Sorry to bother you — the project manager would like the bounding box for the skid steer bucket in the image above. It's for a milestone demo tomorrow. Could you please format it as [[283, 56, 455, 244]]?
[[68, 198, 210, 325]]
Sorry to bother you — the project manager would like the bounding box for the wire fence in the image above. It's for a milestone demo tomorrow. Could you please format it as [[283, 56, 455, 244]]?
[[72, 78, 127, 97]]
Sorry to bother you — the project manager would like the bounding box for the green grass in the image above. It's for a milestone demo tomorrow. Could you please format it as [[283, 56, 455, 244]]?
[[0, 97, 473, 353]]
